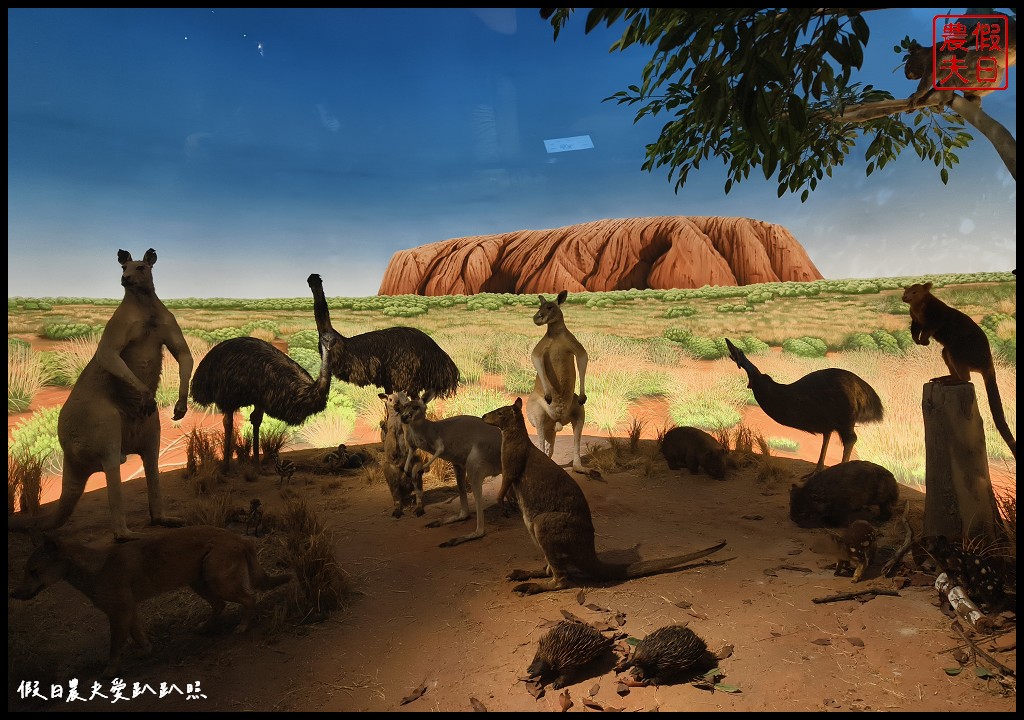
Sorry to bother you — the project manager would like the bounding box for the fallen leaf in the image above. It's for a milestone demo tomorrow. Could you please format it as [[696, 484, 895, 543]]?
[[770, 631, 782, 637], [577, 589, 587, 605], [586, 602, 610, 612], [400, 683, 428, 705], [589, 683, 600, 698], [561, 609, 585, 623], [583, 699, 605, 711], [673, 600, 692, 609], [470, 697, 488, 712], [909, 571, 935, 586], [824, 698, 841, 708], [777, 564, 812, 574], [763, 568, 778, 577], [846, 637, 865, 647], [811, 638, 832, 646], [559, 689, 573, 712], [715, 644, 734, 660], [687, 608, 708, 620], [591, 620, 616, 632], [625, 637, 641, 646], [616, 682, 630, 697], [614, 611, 627, 626], [714, 683, 742, 694], [741, 514, 764, 520], [974, 666, 997, 679], [943, 667, 963, 677], [621, 677, 647, 688]]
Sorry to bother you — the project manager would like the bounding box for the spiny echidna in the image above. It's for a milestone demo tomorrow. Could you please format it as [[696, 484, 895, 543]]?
[[528, 620, 614, 689], [622, 624, 713, 685]]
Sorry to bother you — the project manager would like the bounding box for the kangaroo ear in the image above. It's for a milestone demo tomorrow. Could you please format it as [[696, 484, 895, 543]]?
[[923, 281, 932, 291], [117, 249, 132, 265], [143, 248, 157, 266], [557, 290, 568, 304], [513, 397, 523, 410], [537, 294, 545, 304], [421, 389, 436, 405]]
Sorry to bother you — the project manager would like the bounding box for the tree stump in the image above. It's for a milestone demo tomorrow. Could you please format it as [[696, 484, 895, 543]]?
[[921, 382, 1000, 542]]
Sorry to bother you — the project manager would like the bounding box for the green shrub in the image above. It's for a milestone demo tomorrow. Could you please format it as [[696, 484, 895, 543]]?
[[891, 329, 915, 351], [287, 329, 321, 352], [663, 306, 696, 319], [9, 406, 63, 474], [42, 323, 100, 340], [842, 333, 879, 352], [782, 336, 827, 358], [767, 437, 799, 452], [870, 330, 902, 354], [288, 347, 321, 378]]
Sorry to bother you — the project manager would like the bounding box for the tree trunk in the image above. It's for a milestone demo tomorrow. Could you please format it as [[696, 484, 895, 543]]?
[[921, 382, 1000, 542]]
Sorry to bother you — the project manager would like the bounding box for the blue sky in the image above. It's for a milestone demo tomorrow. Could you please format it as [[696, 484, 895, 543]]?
[[7, 8, 1016, 299]]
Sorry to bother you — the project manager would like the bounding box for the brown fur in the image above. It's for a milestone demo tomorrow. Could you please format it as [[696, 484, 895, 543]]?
[[661, 426, 728, 480], [8, 249, 193, 541], [482, 398, 725, 595], [789, 460, 900, 529], [392, 390, 504, 547], [829, 519, 878, 583], [10, 526, 292, 678], [901, 282, 1015, 459], [527, 290, 589, 473], [379, 393, 423, 518]]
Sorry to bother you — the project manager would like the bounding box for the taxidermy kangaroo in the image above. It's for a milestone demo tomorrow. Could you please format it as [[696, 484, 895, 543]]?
[[527, 291, 588, 473], [10, 526, 292, 678], [8, 249, 194, 541], [482, 398, 726, 595], [902, 282, 1015, 459]]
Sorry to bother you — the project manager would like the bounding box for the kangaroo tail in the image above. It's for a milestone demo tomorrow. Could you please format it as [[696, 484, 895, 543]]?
[[983, 367, 1016, 459], [245, 544, 294, 591], [8, 488, 82, 534], [604, 539, 727, 580]]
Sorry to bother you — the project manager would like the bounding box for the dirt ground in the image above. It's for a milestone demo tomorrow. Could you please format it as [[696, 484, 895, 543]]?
[[6, 424, 1017, 713]]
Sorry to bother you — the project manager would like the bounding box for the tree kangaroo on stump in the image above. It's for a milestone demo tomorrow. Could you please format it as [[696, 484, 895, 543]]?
[[527, 290, 589, 474], [482, 398, 726, 595], [902, 282, 1015, 459], [9, 249, 194, 542]]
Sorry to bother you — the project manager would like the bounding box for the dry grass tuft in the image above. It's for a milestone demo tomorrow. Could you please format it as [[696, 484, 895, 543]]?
[[185, 427, 222, 495], [282, 498, 351, 621], [183, 491, 235, 528], [626, 416, 646, 453], [8, 454, 48, 515]]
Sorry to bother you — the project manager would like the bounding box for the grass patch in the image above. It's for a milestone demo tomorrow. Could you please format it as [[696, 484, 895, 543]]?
[[8, 344, 50, 413], [767, 437, 799, 453]]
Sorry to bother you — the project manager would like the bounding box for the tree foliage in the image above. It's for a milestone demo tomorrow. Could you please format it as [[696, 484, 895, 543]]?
[[541, 8, 1016, 200]]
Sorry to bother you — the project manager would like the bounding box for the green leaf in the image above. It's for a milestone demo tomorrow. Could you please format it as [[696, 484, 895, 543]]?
[[626, 637, 641, 646], [943, 667, 963, 677], [714, 683, 742, 693], [974, 666, 997, 679]]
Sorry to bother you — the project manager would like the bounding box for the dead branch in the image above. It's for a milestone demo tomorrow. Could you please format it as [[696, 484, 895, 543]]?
[[951, 621, 1015, 678], [882, 500, 914, 577], [812, 588, 901, 604]]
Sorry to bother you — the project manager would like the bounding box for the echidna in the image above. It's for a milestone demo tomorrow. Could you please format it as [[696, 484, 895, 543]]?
[[622, 625, 713, 685], [528, 620, 614, 689]]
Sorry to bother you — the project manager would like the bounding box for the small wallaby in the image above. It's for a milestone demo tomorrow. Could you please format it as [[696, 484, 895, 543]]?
[[481, 397, 726, 595], [902, 282, 1015, 459], [661, 426, 728, 480]]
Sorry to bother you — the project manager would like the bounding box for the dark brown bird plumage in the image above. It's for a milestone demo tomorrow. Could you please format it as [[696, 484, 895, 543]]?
[[725, 338, 883, 472], [190, 335, 337, 472], [308, 274, 460, 399]]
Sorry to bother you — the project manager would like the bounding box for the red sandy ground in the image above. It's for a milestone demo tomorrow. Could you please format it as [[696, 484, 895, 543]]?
[[7, 376, 1017, 713]]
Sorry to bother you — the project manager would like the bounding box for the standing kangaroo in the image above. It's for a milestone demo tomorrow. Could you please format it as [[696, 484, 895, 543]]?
[[482, 398, 726, 595], [902, 282, 1015, 459], [9, 249, 194, 542], [527, 290, 588, 473]]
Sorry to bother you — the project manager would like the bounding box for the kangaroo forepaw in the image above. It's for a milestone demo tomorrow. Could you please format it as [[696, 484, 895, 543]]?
[[512, 582, 545, 595]]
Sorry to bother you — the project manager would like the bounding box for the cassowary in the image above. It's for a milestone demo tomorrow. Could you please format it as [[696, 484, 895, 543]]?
[[190, 334, 338, 473], [307, 274, 460, 399], [725, 338, 883, 472]]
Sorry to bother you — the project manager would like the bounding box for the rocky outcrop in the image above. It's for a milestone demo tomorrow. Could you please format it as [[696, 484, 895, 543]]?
[[378, 216, 822, 295]]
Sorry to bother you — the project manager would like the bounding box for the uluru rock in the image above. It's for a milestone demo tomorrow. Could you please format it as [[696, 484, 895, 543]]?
[[378, 216, 822, 296]]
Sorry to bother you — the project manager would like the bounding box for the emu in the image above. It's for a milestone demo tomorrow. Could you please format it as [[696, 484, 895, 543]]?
[[190, 334, 338, 473], [307, 273, 460, 399], [725, 338, 884, 472]]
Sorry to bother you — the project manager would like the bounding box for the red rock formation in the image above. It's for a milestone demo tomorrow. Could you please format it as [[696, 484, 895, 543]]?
[[378, 216, 822, 296]]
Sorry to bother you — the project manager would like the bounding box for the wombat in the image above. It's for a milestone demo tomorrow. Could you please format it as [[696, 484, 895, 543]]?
[[789, 460, 899, 529], [661, 426, 727, 480]]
